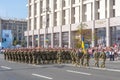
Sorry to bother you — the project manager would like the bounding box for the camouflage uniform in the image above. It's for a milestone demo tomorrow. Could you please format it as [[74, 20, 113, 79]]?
[[100, 50, 106, 68], [36, 49, 41, 64], [83, 50, 90, 67], [94, 50, 100, 67], [57, 50, 62, 64], [75, 49, 80, 67], [28, 50, 33, 64], [32, 50, 37, 64], [70, 49, 76, 65], [4, 50, 7, 60], [80, 50, 84, 67]]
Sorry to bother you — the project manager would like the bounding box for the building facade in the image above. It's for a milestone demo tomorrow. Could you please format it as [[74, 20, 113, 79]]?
[[25, 0, 120, 48], [0, 18, 27, 48]]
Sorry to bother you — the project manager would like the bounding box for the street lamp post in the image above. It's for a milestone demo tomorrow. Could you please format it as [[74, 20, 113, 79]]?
[[42, 7, 51, 48]]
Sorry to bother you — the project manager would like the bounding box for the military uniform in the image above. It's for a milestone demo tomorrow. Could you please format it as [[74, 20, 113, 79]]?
[[80, 50, 84, 67], [100, 50, 106, 68], [70, 49, 76, 65], [57, 50, 62, 64], [4, 50, 7, 60], [75, 49, 80, 67], [36, 49, 41, 64], [83, 50, 90, 67], [94, 50, 100, 67]]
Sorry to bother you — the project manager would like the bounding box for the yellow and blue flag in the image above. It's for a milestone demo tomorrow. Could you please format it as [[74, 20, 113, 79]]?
[[81, 36, 85, 49], [81, 36, 86, 54]]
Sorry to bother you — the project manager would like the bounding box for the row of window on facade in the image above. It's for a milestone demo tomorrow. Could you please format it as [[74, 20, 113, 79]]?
[[28, 1, 116, 30], [29, 0, 115, 8], [1, 22, 27, 30], [28, 32, 69, 48], [27, 26, 120, 48], [29, 0, 116, 18]]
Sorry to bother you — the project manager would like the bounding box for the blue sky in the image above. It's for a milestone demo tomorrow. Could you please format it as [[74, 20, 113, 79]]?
[[0, 0, 27, 19]]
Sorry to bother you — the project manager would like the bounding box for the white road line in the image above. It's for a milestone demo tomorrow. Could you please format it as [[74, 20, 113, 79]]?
[[31, 65, 43, 68], [32, 73, 53, 80], [1, 66, 11, 69], [64, 64, 120, 73], [66, 70, 92, 75], [106, 68, 120, 72], [91, 67, 120, 72]]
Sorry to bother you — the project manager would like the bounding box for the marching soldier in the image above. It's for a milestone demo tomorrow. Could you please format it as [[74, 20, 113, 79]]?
[[100, 49, 106, 68], [57, 49, 62, 64], [41, 49, 46, 64], [28, 49, 33, 64], [32, 49, 37, 64], [36, 49, 41, 64], [14, 50, 18, 62], [70, 49, 76, 65], [24, 50, 29, 63], [21, 50, 25, 63], [17, 50, 21, 62], [80, 49, 84, 67], [93, 49, 100, 67], [53, 49, 57, 64], [4, 49, 7, 60], [75, 49, 80, 67], [83, 49, 90, 67]]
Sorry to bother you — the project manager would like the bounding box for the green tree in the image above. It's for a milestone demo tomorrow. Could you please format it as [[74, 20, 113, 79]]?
[[21, 40, 27, 47], [75, 23, 91, 48], [13, 37, 19, 46], [13, 40, 19, 46]]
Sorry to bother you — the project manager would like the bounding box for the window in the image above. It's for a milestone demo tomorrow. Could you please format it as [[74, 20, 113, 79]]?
[[97, 12, 100, 20], [29, 19, 31, 30], [72, 0, 75, 4], [40, 0, 43, 12], [34, 3, 37, 15], [29, 0, 31, 3], [63, 0, 65, 7], [40, 35, 44, 47], [113, 0, 115, 5], [54, 12, 57, 26], [53, 33, 59, 47], [96, 1, 100, 9], [54, 0, 57, 10], [46, 14, 49, 28], [62, 32, 69, 47], [62, 10, 65, 25], [113, 9, 115, 17], [71, 7, 75, 23], [29, 6, 31, 17], [34, 18, 37, 29]]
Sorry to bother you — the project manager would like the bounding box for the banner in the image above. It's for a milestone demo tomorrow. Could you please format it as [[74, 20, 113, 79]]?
[[2, 30, 13, 48]]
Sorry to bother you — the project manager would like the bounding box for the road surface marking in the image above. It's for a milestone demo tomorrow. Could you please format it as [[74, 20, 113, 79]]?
[[31, 65, 43, 67], [66, 70, 92, 75], [32, 73, 53, 79], [63, 64, 120, 73], [91, 67, 120, 72], [1, 66, 11, 69]]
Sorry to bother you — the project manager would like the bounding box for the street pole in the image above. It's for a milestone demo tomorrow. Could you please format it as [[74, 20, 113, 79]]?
[[43, 7, 51, 48]]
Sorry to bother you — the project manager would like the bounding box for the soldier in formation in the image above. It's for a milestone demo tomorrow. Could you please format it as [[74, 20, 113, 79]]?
[[93, 49, 100, 67], [100, 49, 106, 68], [3, 47, 108, 68], [83, 49, 90, 67]]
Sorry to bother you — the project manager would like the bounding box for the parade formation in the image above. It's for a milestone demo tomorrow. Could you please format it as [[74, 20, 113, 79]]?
[[3, 47, 115, 68]]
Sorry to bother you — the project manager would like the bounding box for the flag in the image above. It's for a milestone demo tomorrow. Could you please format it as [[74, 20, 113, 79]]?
[[81, 36, 85, 49], [81, 36, 86, 54]]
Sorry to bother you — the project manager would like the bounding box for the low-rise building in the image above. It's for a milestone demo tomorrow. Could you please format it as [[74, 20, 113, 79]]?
[[0, 18, 27, 48]]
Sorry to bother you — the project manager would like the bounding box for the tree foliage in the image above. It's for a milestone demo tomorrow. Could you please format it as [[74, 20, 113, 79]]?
[[75, 23, 91, 48]]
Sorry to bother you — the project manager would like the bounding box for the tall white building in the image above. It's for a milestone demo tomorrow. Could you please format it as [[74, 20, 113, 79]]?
[[25, 0, 120, 48]]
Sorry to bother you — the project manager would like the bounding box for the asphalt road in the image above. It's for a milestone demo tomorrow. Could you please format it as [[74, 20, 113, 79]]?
[[0, 54, 120, 80]]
